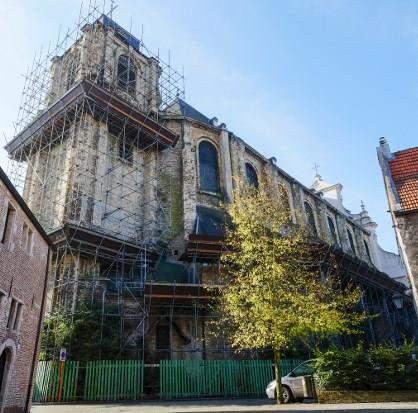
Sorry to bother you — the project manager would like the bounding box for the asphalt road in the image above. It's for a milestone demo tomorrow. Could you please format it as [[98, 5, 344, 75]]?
[[31, 399, 418, 412]]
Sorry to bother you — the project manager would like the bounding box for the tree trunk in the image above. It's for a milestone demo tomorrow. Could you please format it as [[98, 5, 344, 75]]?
[[274, 348, 284, 404]]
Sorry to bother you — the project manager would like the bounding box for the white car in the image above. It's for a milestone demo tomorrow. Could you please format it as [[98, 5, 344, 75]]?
[[266, 359, 315, 403]]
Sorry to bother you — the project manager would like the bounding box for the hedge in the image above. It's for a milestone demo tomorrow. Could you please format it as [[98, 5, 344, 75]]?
[[314, 343, 418, 391]]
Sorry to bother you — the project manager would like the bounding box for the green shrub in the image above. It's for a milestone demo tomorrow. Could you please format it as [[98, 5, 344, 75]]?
[[315, 343, 418, 391]]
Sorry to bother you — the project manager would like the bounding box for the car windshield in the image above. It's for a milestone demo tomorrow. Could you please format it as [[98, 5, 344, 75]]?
[[290, 361, 315, 377]]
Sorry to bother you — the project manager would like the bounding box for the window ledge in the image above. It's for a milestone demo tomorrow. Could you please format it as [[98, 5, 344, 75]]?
[[198, 189, 222, 198]]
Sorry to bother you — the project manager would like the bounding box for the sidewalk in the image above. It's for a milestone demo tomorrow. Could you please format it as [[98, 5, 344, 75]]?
[[31, 399, 418, 412]]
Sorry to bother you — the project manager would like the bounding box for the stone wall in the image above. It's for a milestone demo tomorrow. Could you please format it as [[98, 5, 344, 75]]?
[[176, 116, 378, 269], [396, 213, 418, 307]]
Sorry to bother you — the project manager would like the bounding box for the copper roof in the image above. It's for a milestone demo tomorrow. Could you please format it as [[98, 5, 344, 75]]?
[[388, 147, 418, 212]]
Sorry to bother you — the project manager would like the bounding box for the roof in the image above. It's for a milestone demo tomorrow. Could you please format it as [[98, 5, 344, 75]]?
[[388, 146, 418, 212], [177, 98, 212, 126], [0, 167, 51, 245]]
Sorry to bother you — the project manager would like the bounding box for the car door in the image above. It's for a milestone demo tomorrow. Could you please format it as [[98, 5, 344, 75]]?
[[286, 361, 315, 399]]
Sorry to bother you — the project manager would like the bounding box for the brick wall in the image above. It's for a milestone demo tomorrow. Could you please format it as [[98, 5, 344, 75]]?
[[0, 179, 49, 413]]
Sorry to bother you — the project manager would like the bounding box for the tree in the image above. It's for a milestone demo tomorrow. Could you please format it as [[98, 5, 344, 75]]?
[[215, 179, 365, 403]]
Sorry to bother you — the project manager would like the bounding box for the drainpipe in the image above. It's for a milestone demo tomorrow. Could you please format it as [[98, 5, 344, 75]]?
[[25, 248, 50, 413]]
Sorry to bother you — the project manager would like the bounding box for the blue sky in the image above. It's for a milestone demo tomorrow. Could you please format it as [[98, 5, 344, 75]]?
[[1, 0, 417, 252]]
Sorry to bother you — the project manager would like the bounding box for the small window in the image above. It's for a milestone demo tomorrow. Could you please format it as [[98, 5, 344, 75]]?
[[304, 201, 318, 237], [199, 141, 220, 193], [13, 303, 23, 331], [7, 299, 18, 330], [117, 55, 136, 94], [364, 240, 372, 263], [119, 139, 133, 163], [346, 227, 357, 256], [0, 290, 5, 307], [27, 229, 33, 255], [245, 163, 258, 188], [22, 223, 28, 250], [1, 204, 16, 245], [327, 215, 338, 245]]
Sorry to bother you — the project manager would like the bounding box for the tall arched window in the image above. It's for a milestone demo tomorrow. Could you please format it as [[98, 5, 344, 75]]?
[[278, 184, 291, 216], [117, 55, 136, 94], [304, 201, 318, 236], [346, 227, 357, 256], [327, 215, 338, 245], [199, 141, 220, 193], [245, 163, 258, 188], [364, 239, 372, 263]]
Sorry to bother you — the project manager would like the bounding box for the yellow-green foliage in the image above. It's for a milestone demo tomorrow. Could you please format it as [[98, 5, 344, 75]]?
[[217, 178, 365, 352]]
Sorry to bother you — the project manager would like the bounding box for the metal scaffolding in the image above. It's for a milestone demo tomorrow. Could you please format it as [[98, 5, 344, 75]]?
[[3, 1, 416, 372]]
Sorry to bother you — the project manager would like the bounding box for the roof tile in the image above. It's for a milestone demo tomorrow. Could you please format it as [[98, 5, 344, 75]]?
[[388, 147, 418, 212]]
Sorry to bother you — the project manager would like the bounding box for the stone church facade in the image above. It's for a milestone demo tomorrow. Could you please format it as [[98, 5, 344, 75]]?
[[5, 15, 416, 362]]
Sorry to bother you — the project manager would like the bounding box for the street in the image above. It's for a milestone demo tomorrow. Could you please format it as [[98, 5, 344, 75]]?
[[31, 399, 418, 412]]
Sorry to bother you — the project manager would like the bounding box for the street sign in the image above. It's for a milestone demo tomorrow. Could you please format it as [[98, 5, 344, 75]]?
[[59, 348, 67, 362]]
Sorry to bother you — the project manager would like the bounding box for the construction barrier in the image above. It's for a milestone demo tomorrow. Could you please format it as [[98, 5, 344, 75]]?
[[84, 360, 144, 401], [160, 358, 306, 399], [33, 360, 143, 402], [33, 361, 79, 402], [33, 358, 305, 402]]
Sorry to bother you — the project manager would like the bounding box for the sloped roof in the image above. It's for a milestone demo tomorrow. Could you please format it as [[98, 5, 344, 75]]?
[[388, 146, 418, 212], [0, 167, 51, 245], [177, 98, 212, 125]]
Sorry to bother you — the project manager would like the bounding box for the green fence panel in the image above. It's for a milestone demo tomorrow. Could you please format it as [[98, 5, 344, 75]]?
[[160, 359, 306, 399], [83, 360, 144, 401], [33, 361, 79, 402], [160, 359, 271, 399]]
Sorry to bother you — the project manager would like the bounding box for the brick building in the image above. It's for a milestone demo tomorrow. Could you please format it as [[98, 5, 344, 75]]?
[[377, 138, 418, 313], [0, 167, 50, 413], [4, 11, 417, 368]]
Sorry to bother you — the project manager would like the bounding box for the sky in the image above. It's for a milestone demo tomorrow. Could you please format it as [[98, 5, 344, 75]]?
[[1, 0, 418, 252]]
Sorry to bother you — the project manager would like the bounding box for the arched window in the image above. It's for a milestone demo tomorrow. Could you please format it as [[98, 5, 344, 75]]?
[[346, 227, 357, 256], [364, 240, 372, 263], [304, 201, 318, 236], [117, 55, 136, 94], [278, 184, 291, 216], [199, 141, 220, 193], [327, 215, 338, 245], [245, 163, 258, 188]]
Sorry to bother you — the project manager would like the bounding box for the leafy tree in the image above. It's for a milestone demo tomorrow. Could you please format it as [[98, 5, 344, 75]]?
[[215, 179, 365, 403], [40, 303, 122, 361]]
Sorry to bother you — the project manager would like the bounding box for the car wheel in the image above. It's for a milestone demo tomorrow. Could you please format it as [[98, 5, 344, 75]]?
[[275, 385, 293, 404]]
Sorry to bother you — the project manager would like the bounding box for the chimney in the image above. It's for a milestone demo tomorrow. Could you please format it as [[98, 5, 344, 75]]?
[[379, 137, 392, 159]]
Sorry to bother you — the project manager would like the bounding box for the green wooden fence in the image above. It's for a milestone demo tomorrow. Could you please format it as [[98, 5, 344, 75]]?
[[33, 361, 79, 402], [34, 358, 305, 402], [33, 360, 143, 402], [160, 359, 304, 399], [84, 360, 144, 401]]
